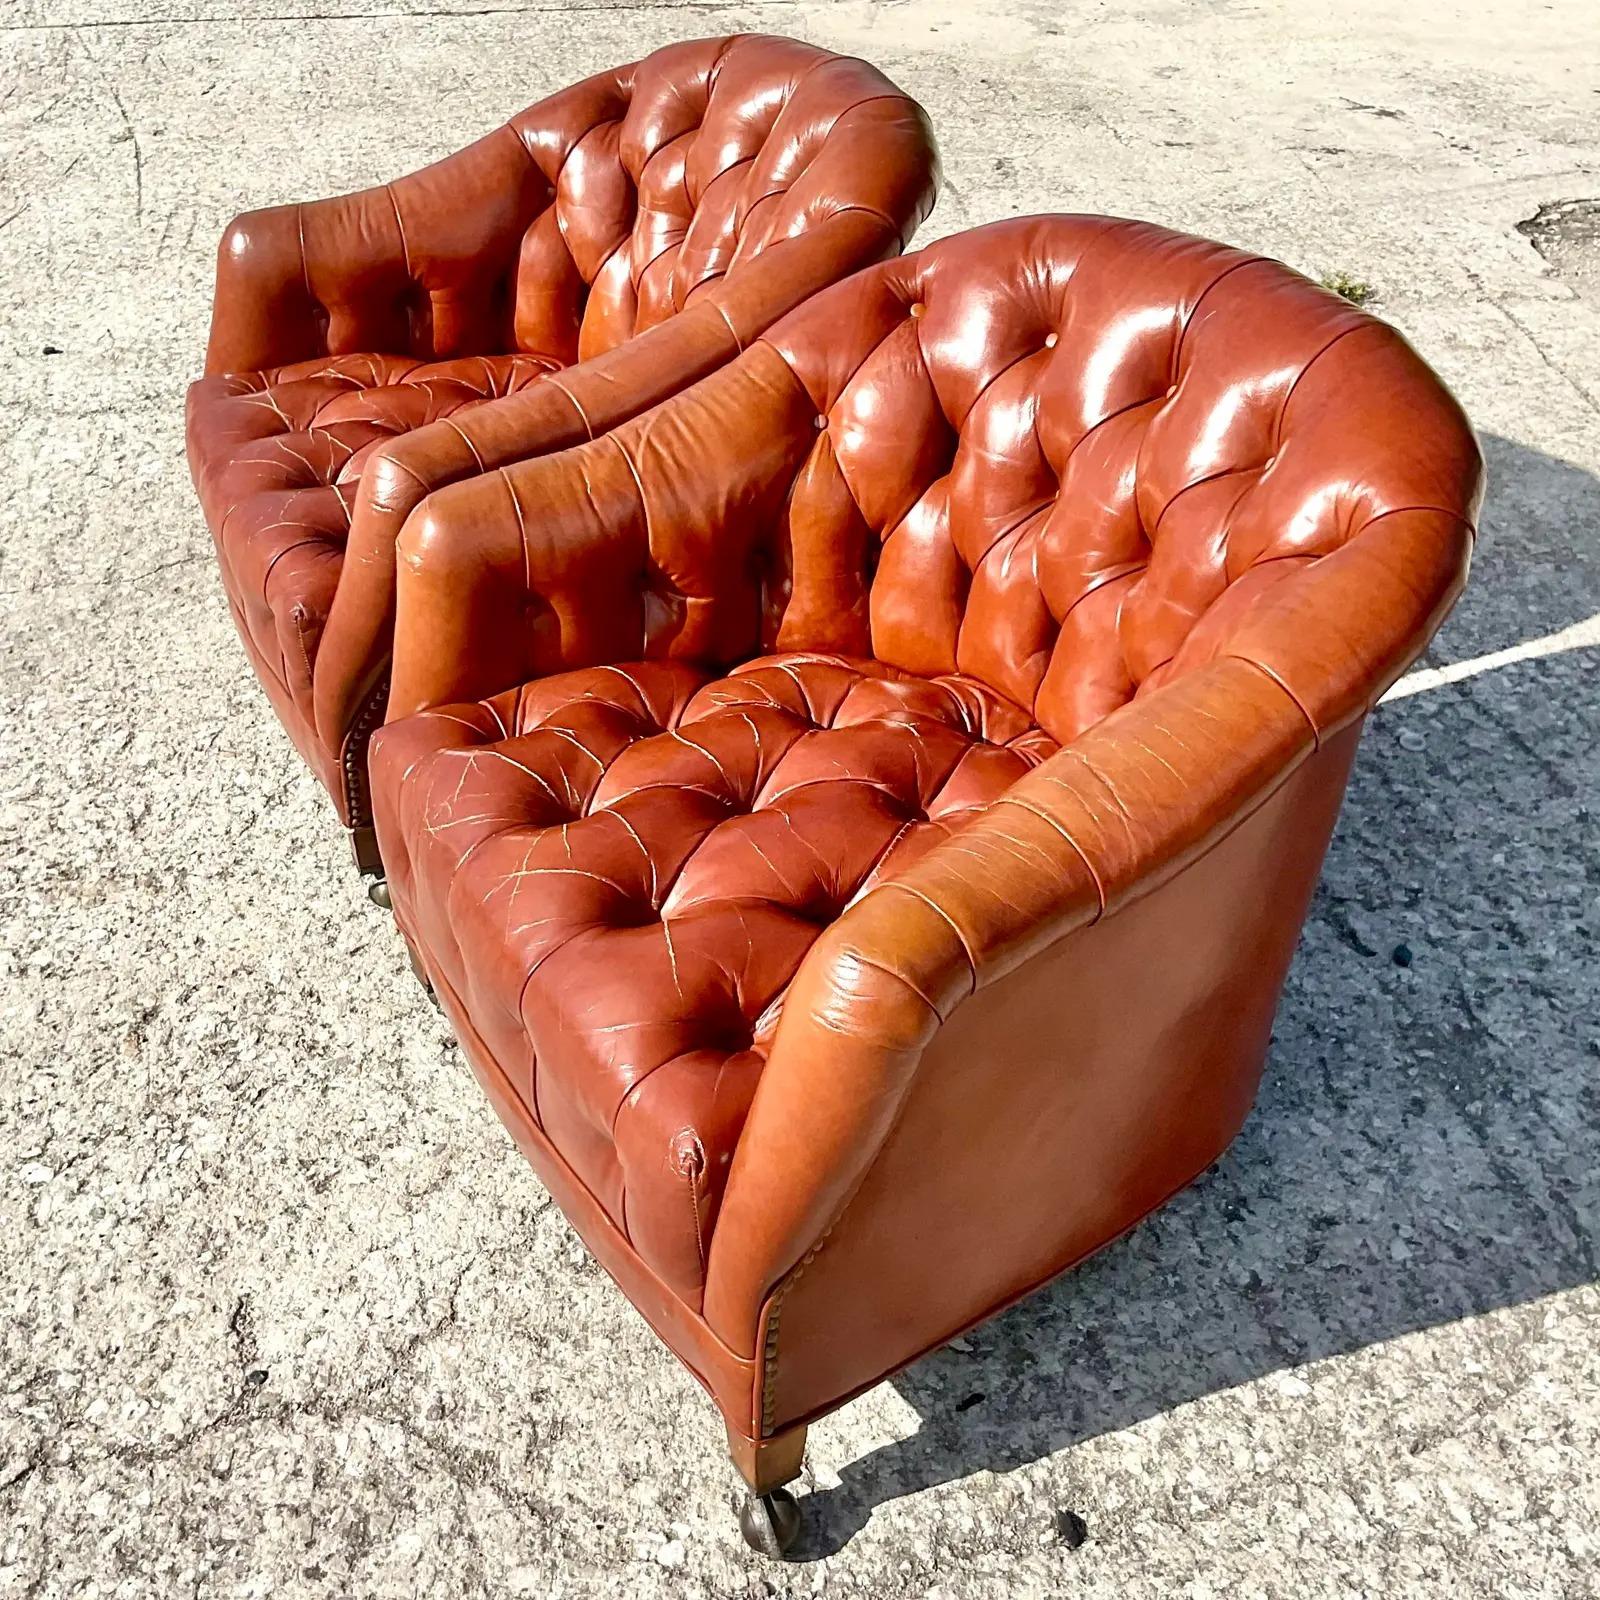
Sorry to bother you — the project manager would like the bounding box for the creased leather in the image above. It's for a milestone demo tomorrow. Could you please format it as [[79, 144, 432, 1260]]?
[[186, 35, 939, 817], [369, 214, 1483, 1440]]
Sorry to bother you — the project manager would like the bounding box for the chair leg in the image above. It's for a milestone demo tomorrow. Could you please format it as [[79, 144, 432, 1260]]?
[[727, 1422, 806, 1558], [349, 823, 383, 877], [403, 939, 440, 1011], [353, 825, 392, 907]]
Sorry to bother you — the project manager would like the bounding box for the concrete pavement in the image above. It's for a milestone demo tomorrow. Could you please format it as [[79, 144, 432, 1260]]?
[[1, 1, 1597, 1594]]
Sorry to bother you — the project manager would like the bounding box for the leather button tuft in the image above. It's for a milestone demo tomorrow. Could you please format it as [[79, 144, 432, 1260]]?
[[909, 302, 925, 319], [610, 900, 660, 928], [814, 414, 829, 430], [670, 1130, 705, 1180], [1165, 385, 1178, 399], [1044, 332, 1059, 349]]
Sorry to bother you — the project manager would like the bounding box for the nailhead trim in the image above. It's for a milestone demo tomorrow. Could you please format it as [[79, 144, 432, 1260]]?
[[758, 1224, 839, 1435], [341, 679, 390, 829]]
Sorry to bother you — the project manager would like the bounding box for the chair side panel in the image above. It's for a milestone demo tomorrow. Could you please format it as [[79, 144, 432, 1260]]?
[[754, 718, 1361, 1434]]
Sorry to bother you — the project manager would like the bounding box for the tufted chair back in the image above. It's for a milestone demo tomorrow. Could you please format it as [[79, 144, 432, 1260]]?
[[204, 35, 935, 376], [510, 36, 931, 361], [763, 216, 1483, 743], [393, 216, 1483, 749]]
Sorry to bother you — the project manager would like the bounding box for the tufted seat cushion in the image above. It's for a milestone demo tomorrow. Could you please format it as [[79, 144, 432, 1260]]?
[[371, 653, 1054, 1303], [189, 354, 559, 759]]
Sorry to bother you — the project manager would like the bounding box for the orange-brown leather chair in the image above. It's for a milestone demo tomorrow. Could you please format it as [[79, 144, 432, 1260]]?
[[366, 216, 1483, 1555], [185, 35, 937, 875]]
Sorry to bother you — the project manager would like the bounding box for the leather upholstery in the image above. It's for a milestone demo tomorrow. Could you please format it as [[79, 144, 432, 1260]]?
[[370, 215, 1483, 1454], [373, 654, 1054, 1302], [185, 35, 938, 824]]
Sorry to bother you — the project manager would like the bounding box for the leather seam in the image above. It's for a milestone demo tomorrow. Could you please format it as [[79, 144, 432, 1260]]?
[[259, 531, 338, 610], [289, 604, 315, 687], [1051, 390, 1163, 494], [886, 886, 978, 1003], [1355, 502, 1480, 543], [502, 119, 550, 184], [609, 432, 654, 555], [441, 416, 486, 473], [991, 793, 1107, 918], [1147, 458, 1271, 543], [385, 183, 414, 282], [543, 375, 596, 439], [631, 226, 693, 291], [498, 469, 532, 594], [1048, 560, 1149, 634], [708, 298, 745, 353], [1168, 254, 1265, 386], [810, 200, 901, 235], [1271, 322, 1367, 450], [708, 34, 738, 90], [837, 932, 950, 1020], [1224, 654, 1322, 748], [295, 203, 313, 307], [679, 1127, 709, 1283], [546, 111, 618, 196]]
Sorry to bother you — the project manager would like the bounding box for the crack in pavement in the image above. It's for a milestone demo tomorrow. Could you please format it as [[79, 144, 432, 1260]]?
[[69, 27, 144, 223]]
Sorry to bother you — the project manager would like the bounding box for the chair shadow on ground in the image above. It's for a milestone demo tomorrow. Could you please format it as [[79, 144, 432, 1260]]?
[[794, 434, 1600, 1557]]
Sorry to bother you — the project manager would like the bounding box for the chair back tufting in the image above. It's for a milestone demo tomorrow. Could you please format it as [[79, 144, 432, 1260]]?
[[759, 215, 1484, 744], [207, 35, 936, 373]]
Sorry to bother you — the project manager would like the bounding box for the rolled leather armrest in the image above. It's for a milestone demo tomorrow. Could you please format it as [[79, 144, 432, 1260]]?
[[203, 125, 548, 376], [314, 209, 905, 753], [386, 342, 821, 719], [701, 652, 1320, 1347], [1171, 506, 1476, 741], [701, 500, 1477, 1369]]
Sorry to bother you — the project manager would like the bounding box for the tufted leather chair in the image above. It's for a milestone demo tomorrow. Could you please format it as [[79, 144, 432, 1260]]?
[[366, 215, 1483, 1553], [184, 35, 937, 871]]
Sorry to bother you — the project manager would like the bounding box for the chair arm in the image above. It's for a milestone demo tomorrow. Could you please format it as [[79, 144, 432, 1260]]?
[[1167, 505, 1476, 740], [702, 653, 1326, 1351], [386, 340, 821, 720], [202, 125, 548, 375]]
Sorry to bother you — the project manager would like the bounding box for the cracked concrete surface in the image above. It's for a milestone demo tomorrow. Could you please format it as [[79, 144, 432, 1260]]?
[[1, 0, 1597, 1594]]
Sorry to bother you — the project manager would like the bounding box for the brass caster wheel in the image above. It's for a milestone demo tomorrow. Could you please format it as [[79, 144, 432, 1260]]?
[[738, 1488, 801, 1559], [367, 878, 392, 911]]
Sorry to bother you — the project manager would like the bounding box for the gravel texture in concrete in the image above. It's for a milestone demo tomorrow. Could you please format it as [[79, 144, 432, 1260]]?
[[1, 1, 1597, 1595]]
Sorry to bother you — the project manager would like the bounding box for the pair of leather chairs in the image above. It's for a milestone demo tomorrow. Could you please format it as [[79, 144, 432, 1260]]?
[[187, 33, 1484, 1558]]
